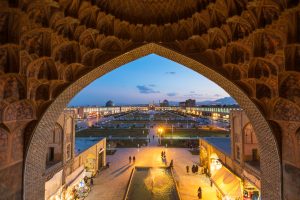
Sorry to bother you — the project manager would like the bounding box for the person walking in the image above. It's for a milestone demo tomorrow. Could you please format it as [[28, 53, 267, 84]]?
[[129, 156, 132, 163], [90, 177, 94, 186], [133, 156, 136, 163], [186, 165, 189, 173], [153, 135, 154, 140], [169, 160, 174, 168], [197, 186, 202, 199]]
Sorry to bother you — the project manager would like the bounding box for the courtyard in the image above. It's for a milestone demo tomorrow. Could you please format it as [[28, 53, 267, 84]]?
[[86, 127, 218, 200]]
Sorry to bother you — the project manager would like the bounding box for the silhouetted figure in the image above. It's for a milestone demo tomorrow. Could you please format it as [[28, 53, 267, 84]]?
[[195, 165, 199, 173], [186, 165, 189, 173], [153, 135, 154, 140], [129, 156, 132, 163], [133, 156, 136, 163], [90, 178, 94, 185], [192, 165, 195, 173], [169, 160, 174, 168], [198, 187, 202, 199]]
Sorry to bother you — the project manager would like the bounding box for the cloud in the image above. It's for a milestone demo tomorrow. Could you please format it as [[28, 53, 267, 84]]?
[[167, 92, 177, 97], [165, 72, 176, 75], [181, 92, 225, 101], [190, 91, 195, 93], [148, 84, 156, 87], [136, 85, 160, 94], [183, 93, 204, 98]]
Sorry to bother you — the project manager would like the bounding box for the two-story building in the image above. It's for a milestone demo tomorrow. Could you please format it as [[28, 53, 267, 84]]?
[[199, 110, 260, 200], [44, 112, 106, 200]]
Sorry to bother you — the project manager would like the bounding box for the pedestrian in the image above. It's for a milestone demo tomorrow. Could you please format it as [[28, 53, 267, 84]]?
[[169, 159, 174, 168], [161, 151, 164, 158], [149, 138, 150, 143], [197, 187, 202, 199], [196, 165, 199, 174], [153, 135, 154, 140], [186, 165, 189, 173], [90, 177, 94, 185], [133, 156, 136, 163], [192, 165, 195, 173], [129, 156, 131, 163]]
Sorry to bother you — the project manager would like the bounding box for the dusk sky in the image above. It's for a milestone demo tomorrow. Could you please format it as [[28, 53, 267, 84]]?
[[69, 54, 231, 106]]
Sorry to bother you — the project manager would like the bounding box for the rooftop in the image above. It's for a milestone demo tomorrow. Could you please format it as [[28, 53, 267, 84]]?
[[202, 137, 231, 156], [75, 137, 104, 155]]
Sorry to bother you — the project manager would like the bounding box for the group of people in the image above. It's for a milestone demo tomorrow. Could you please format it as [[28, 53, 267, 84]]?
[[129, 156, 136, 164], [186, 164, 199, 174]]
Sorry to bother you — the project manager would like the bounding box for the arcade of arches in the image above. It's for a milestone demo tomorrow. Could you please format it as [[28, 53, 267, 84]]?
[[0, 0, 300, 199]]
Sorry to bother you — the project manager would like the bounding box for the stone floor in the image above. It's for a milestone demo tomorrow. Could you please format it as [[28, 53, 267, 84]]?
[[86, 128, 217, 200]]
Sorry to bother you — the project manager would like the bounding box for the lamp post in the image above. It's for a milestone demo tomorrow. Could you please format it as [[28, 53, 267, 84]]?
[[171, 125, 173, 145], [158, 127, 164, 145]]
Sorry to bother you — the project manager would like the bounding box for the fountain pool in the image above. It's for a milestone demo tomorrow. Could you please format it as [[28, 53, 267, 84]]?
[[125, 167, 180, 200]]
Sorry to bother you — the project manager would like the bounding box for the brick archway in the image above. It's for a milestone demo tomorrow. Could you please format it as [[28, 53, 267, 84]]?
[[24, 43, 281, 199]]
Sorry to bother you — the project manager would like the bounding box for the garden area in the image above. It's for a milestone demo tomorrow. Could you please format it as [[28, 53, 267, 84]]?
[[159, 138, 199, 148], [76, 128, 149, 138], [107, 139, 148, 148], [162, 128, 229, 137]]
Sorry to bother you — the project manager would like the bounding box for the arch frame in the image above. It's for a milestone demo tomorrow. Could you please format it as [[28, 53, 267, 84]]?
[[23, 43, 282, 199]]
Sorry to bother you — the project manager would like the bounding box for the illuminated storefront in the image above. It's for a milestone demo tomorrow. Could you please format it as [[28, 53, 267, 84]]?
[[64, 166, 90, 200], [200, 136, 261, 200]]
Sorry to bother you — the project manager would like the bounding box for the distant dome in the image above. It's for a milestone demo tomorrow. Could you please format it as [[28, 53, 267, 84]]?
[[105, 100, 114, 107], [160, 99, 169, 107]]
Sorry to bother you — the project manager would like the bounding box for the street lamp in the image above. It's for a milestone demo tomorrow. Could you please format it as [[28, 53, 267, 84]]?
[[158, 127, 164, 145], [171, 124, 173, 145]]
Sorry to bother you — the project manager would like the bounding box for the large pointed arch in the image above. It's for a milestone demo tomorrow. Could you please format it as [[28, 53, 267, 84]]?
[[24, 43, 281, 199]]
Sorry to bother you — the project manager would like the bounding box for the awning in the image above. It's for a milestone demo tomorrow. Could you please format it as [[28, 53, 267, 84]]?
[[65, 166, 85, 188], [211, 167, 242, 198]]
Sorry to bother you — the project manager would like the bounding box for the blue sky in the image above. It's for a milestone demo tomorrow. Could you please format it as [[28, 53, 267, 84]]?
[[69, 54, 230, 106]]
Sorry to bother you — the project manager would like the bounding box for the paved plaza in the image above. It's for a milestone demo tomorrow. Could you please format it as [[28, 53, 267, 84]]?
[[86, 128, 217, 200]]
